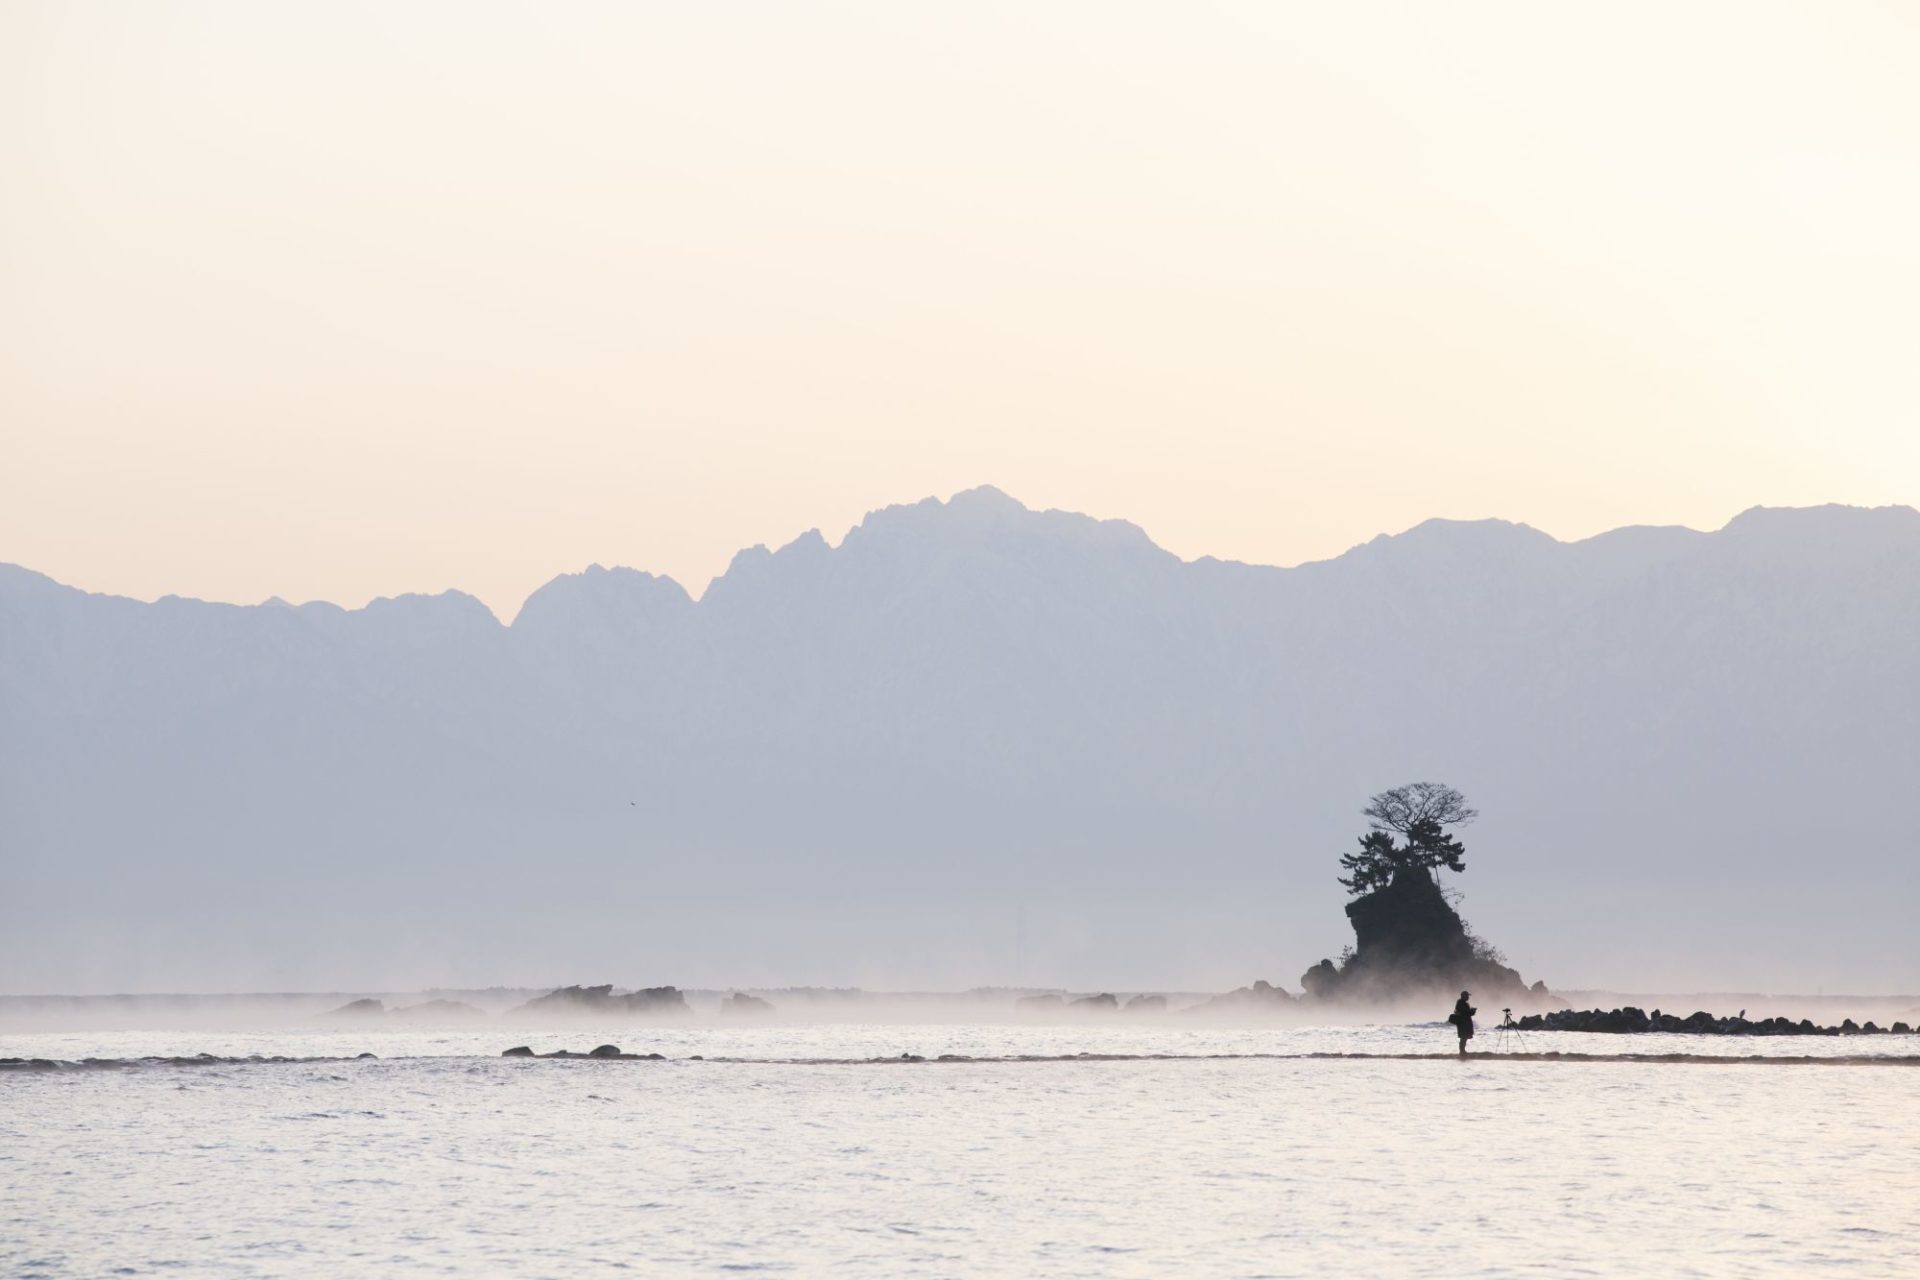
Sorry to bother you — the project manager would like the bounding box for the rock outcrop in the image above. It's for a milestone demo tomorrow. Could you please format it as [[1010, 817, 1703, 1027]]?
[[720, 993, 775, 1016], [324, 996, 489, 1022], [1188, 979, 1297, 1014], [507, 984, 690, 1017], [1299, 871, 1544, 1007], [322, 998, 387, 1019]]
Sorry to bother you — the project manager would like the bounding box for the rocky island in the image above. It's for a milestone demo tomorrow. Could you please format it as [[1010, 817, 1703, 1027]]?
[[1296, 783, 1550, 1009]]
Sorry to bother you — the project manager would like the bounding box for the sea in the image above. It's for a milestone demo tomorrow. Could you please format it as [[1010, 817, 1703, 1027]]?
[[5, 1021, 1916, 1278]]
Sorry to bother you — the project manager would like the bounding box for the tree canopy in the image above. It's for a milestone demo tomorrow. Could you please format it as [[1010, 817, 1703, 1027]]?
[[1362, 781, 1477, 837], [1337, 783, 1474, 896]]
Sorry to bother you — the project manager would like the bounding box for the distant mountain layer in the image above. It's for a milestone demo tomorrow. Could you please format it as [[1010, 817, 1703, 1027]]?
[[3, 488, 1917, 994]]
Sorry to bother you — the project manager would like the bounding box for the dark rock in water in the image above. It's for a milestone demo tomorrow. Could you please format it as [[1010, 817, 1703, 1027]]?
[[501, 1044, 665, 1060], [1124, 994, 1167, 1013], [1567, 1007, 1650, 1034], [1893, 1022, 1912, 1035], [356, 1052, 377, 1059], [323, 998, 387, 1019], [898, 1053, 925, 1062], [1071, 993, 1119, 1011], [1190, 979, 1297, 1014], [721, 992, 776, 1016], [508, 984, 690, 1017], [1840, 1018, 1861, 1033]]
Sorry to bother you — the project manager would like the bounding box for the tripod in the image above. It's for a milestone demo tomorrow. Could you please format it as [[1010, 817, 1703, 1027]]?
[[1489, 1009, 1531, 1053]]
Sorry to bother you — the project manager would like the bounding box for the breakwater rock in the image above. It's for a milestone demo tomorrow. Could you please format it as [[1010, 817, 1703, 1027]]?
[[1514, 1007, 1916, 1036]]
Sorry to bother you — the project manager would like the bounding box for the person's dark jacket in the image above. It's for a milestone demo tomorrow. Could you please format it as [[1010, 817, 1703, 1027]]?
[[1451, 997, 1477, 1040]]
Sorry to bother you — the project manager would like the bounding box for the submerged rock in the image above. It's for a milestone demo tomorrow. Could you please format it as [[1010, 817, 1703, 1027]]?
[[501, 1044, 665, 1060]]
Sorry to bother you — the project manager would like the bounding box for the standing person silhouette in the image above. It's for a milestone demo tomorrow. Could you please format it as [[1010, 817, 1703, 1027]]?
[[1450, 991, 1477, 1056]]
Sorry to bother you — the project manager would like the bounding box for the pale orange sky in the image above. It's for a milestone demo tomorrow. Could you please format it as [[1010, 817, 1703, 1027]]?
[[3, 1, 1917, 617]]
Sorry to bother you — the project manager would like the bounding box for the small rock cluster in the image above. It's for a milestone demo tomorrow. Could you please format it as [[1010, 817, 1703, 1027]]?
[[322, 997, 486, 1022], [1188, 979, 1296, 1013], [500, 1044, 667, 1059], [1014, 992, 1167, 1013]]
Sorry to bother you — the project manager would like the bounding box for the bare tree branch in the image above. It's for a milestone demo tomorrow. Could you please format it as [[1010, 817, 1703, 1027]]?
[[1361, 781, 1477, 836]]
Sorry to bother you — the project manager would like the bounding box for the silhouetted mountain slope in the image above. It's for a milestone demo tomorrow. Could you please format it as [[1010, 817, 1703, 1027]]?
[[3, 491, 1916, 993]]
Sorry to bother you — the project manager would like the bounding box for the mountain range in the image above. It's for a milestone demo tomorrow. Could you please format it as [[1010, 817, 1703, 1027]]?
[[3, 486, 1916, 994]]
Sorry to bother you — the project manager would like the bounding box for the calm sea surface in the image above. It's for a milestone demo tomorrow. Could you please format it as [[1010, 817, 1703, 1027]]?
[[5, 1024, 1916, 1278]]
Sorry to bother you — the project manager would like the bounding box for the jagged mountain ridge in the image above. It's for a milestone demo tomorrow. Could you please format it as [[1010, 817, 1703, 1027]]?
[[2, 488, 1917, 994]]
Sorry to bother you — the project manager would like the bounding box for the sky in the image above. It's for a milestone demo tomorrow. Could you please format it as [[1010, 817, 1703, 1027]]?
[[3, 1, 1917, 617]]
